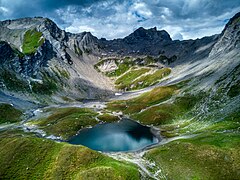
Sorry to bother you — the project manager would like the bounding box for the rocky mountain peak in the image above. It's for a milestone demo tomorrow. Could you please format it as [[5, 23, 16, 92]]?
[[0, 17, 48, 29], [210, 12, 240, 56], [224, 12, 240, 29], [124, 27, 172, 42]]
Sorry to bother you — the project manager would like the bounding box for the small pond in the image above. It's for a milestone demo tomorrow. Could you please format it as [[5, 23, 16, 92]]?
[[68, 118, 159, 152]]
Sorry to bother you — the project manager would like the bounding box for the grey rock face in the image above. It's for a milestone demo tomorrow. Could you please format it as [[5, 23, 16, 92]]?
[[98, 26, 218, 62], [0, 12, 239, 103], [0, 41, 16, 63], [124, 27, 172, 43], [210, 12, 240, 56], [98, 27, 173, 56], [0, 17, 114, 101]]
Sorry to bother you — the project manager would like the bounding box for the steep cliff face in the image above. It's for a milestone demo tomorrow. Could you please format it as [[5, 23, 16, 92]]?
[[0, 13, 239, 106], [0, 18, 114, 104], [0, 13, 240, 180], [210, 12, 240, 56], [98, 26, 218, 63]]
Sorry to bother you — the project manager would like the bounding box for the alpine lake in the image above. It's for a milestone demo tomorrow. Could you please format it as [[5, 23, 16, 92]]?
[[68, 118, 159, 152]]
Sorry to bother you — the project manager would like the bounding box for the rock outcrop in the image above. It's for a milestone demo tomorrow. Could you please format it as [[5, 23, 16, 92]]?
[[0, 12, 239, 105], [210, 12, 240, 56], [0, 17, 114, 103]]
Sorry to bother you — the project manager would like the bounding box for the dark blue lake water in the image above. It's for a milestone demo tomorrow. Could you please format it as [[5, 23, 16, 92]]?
[[68, 118, 159, 152]]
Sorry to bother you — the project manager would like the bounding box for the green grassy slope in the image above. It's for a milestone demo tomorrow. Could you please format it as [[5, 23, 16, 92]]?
[[0, 104, 22, 124], [0, 130, 140, 179], [22, 29, 44, 55], [115, 68, 150, 90], [105, 75, 240, 179], [130, 68, 171, 90], [29, 107, 99, 140], [94, 57, 171, 91], [145, 132, 240, 179]]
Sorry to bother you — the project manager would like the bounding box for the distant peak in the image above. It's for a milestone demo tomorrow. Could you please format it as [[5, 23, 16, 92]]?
[[134, 26, 157, 32], [126, 26, 172, 41], [226, 12, 240, 27], [0, 17, 56, 30], [0, 17, 47, 24]]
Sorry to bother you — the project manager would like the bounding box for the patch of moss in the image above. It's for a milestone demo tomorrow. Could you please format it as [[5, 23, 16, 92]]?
[[97, 113, 120, 123], [0, 104, 22, 124], [132, 94, 200, 125], [22, 29, 44, 55], [0, 135, 140, 179], [130, 68, 171, 90], [31, 72, 58, 95], [107, 85, 177, 114], [55, 67, 70, 79], [107, 59, 134, 77], [97, 59, 171, 91], [110, 63, 132, 77], [31, 80, 57, 95], [144, 133, 240, 179], [74, 43, 82, 56], [115, 68, 151, 90], [0, 70, 29, 92], [228, 80, 240, 97], [31, 107, 99, 140], [94, 57, 135, 77]]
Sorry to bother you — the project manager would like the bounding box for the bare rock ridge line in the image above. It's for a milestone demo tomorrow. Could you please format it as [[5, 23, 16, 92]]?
[[0, 12, 239, 106], [0, 11, 239, 180]]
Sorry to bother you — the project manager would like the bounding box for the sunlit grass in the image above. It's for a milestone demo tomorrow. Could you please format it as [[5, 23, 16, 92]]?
[[22, 29, 44, 55]]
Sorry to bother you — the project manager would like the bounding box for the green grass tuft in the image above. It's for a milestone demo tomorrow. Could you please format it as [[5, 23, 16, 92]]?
[[115, 68, 150, 90], [107, 85, 177, 114], [0, 70, 29, 92], [31, 107, 99, 140], [132, 94, 200, 125], [144, 132, 240, 179], [228, 80, 240, 97], [130, 68, 171, 90], [97, 113, 120, 123], [110, 61, 133, 77], [0, 132, 140, 179], [0, 104, 22, 124], [22, 29, 44, 55]]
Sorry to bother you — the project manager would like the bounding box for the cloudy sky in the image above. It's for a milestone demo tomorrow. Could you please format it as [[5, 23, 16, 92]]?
[[0, 0, 240, 40]]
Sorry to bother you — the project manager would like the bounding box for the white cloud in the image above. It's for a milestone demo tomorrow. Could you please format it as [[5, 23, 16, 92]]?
[[55, 0, 240, 40], [66, 25, 96, 33], [1, 0, 240, 40], [130, 1, 152, 18], [0, 6, 10, 17]]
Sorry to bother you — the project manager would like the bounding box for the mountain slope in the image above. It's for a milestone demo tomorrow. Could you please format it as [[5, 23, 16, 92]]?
[[0, 17, 222, 103], [0, 11, 240, 180], [103, 12, 240, 179], [0, 17, 114, 105]]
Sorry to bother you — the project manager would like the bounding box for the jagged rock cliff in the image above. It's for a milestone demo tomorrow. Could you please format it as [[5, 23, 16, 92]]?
[[0, 17, 114, 104], [98, 26, 218, 62], [210, 12, 240, 56], [0, 12, 239, 106]]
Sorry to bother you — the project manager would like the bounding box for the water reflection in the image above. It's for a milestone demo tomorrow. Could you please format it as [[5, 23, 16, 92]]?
[[68, 118, 159, 152]]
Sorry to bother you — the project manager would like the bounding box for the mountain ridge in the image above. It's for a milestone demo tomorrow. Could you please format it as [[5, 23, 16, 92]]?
[[0, 12, 239, 106], [0, 12, 240, 180]]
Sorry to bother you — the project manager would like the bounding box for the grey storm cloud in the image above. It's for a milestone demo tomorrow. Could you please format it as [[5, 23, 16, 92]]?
[[0, 0, 240, 40]]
